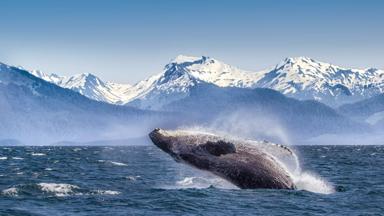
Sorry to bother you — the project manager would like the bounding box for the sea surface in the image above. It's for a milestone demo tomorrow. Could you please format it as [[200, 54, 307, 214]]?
[[0, 145, 383, 215]]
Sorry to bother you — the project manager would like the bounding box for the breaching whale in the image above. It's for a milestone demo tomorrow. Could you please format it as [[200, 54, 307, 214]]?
[[149, 128, 296, 190]]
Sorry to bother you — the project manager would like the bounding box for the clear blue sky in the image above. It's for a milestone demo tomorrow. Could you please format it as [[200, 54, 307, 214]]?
[[0, 0, 383, 83]]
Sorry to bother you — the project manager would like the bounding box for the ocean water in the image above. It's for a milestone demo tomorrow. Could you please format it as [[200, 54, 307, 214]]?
[[0, 145, 383, 215]]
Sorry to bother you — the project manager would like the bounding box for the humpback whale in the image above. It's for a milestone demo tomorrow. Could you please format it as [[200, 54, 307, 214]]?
[[149, 128, 296, 190]]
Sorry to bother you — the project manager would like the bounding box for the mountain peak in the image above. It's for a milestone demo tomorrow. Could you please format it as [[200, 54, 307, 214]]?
[[285, 56, 314, 62], [170, 55, 213, 65], [63, 73, 104, 90], [78, 73, 98, 81], [279, 56, 321, 67], [172, 55, 204, 64]]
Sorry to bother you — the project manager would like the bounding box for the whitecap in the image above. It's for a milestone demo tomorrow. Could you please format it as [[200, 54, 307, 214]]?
[[0, 156, 7, 160], [73, 148, 82, 152], [31, 153, 46, 156], [126, 175, 140, 181], [12, 157, 23, 160], [94, 190, 121, 195], [171, 176, 237, 190], [109, 161, 128, 166], [37, 183, 79, 197], [2, 187, 18, 196]]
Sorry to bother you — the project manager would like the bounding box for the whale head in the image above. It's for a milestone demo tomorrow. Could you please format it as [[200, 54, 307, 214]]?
[[149, 128, 237, 161], [149, 128, 173, 154]]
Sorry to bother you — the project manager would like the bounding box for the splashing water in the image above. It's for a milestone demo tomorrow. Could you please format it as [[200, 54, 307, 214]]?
[[293, 172, 335, 194], [270, 149, 335, 194], [175, 176, 238, 190]]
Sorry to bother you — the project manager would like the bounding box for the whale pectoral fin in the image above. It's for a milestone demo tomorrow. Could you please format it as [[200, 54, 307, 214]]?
[[200, 140, 236, 156]]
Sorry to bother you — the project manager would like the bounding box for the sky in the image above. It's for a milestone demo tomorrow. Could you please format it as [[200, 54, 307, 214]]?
[[0, 0, 383, 84]]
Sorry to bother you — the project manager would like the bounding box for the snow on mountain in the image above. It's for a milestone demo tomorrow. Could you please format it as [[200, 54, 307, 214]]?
[[1, 61, 369, 143], [256, 57, 384, 106], [25, 55, 384, 109], [168, 55, 262, 88], [125, 55, 384, 109], [0, 62, 172, 144], [123, 55, 264, 109], [29, 70, 132, 104]]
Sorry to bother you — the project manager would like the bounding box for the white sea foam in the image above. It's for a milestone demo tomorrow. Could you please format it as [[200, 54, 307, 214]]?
[[0, 156, 7, 160], [293, 172, 335, 194], [126, 175, 140, 181], [99, 160, 128, 166], [2, 183, 120, 197], [12, 157, 23, 160], [73, 148, 82, 152], [270, 150, 335, 194], [109, 161, 128, 166], [2, 187, 18, 196], [173, 176, 238, 190], [94, 190, 121, 195], [38, 183, 79, 197], [31, 153, 46, 156]]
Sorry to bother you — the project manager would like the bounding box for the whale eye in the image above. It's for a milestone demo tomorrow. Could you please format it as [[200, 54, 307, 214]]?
[[200, 140, 236, 156]]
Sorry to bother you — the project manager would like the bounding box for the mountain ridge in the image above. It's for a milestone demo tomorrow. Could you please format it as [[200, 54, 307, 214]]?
[[15, 55, 384, 109]]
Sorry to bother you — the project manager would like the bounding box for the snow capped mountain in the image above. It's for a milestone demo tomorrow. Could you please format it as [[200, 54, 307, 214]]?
[[29, 70, 132, 104], [0, 60, 369, 143], [125, 55, 384, 109], [124, 55, 262, 109], [256, 57, 384, 106], [0, 62, 173, 144], [25, 55, 384, 109], [168, 55, 262, 88]]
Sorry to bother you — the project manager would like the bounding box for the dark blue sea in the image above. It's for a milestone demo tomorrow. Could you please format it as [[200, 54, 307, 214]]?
[[0, 145, 383, 215]]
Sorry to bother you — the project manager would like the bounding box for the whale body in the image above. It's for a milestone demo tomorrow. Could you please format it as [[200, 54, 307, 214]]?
[[149, 128, 296, 190]]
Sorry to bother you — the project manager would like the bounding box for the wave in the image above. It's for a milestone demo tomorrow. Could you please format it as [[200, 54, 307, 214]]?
[[98, 160, 128, 166], [1, 183, 121, 197], [38, 183, 79, 197], [93, 190, 121, 195], [109, 161, 128, 166], [31, 153, 46, 156], [1, 187, 18, 196], [293, 172, 335, 194], [126, 175, 140, 181], [174, 176, 238, 190]]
